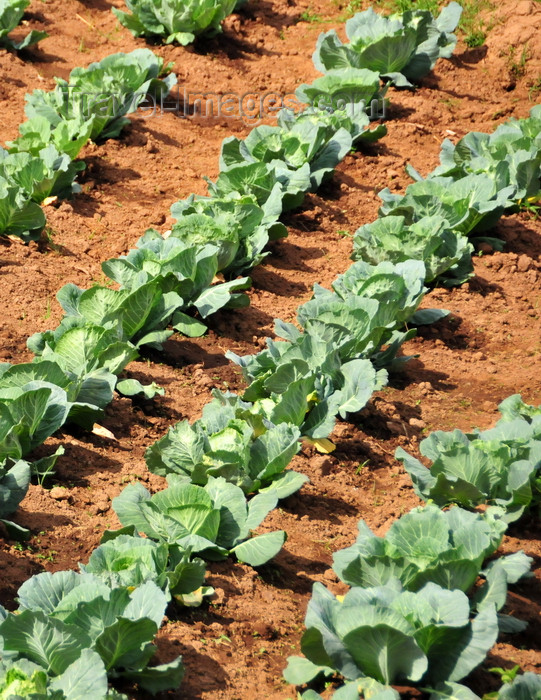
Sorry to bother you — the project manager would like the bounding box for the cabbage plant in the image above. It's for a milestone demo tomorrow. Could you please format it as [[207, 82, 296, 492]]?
[[0, 651, 115, 699], [351, 215, 474, 287], [333, 504, 531, 631], [284, 581, 498, 687], [169, 192, 287, 277], [312, 3, 462, 87], [419, 104, 541, 205], [0, 145, 84, 204], [81, 532, 209, 606], [145, 391, 305, 498], [0, 0, 47, 50], [333, 504, 507, 591], [101, 231, 252, 335], [0, 381, 68, 474], [378, 173, 515, 237], [0, 571, 184, 693], [25, 50, 177, 141], [295, 68, 382, 113], [5, 116, 94, 160], [112, 476, 286, 567], [0, 178, 45, 241], [396, 398, 541, 522], [112, 0, 237, 45], [219, 103, 386, 192], [206, 160, 311, 212]]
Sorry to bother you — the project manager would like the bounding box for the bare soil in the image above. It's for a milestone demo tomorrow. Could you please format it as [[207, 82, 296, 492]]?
[[0, 0, 540, 697]]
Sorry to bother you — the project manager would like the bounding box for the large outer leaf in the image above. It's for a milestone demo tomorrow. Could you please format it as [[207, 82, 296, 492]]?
[[249, 423, 301, 482], [49, 648, 109, 700], [422, 604, 499, 684], [0, 610, 90, 675], [232, 530, 286, 566], [123, 655, 185, 693], [336, 607, 427, 684], [17, 570, 83, 615], [112, 482, 191, 543], [94, 617, 157, 670], [0, 459, 31, 517], [124, 580, 168, 628]]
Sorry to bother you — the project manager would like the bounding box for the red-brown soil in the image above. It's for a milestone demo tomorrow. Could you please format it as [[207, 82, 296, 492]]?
[[0, 0, 540, 698]]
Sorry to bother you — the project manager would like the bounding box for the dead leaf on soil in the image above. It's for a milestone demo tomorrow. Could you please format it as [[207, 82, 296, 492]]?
[[92, 424, 117, 441]]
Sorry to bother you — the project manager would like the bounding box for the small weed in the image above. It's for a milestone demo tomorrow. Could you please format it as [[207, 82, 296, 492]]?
[[36, 550, 57, 563], [337, 229, 352, 237], [43, 297, 52, 321], [439, 97, 460, 112], [459, 0, 496, 47], [484, 665, 521, 696], [528, 77, 541, 100], [464, 30, 486, 47], [355, 459, 369, 474], [505, 43, 530, 81], [299, 6, 324, 22]]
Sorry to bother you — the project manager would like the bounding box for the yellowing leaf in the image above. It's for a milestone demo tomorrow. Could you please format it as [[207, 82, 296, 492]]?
[[302, 437, 336, 453]]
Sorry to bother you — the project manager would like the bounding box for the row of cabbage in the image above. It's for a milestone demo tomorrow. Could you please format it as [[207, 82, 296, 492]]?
[[126, 89, 541, 700], [351, 104, 541, 285], [283, 393, 541, 699], [1, 7, 539, 696], [0, 0, 242, 51], [0, 48, 178, 241]]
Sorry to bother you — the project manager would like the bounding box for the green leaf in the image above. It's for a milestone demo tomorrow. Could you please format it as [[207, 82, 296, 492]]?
[[0, 609, 90, 675], [116, 379, 165, 399], [172, 312, 208, 337], [0, 459, 31, 517], [49, 649, 109, 700], [428, 682, 481, 700], [282, 655, 334, 684], [121, 656, 185, 693], [94, 617, 158, 671], [232, 530, 286, 566]]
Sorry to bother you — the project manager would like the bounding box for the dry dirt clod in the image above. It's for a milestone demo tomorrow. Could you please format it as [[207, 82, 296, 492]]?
[[409, 417, 426, 429], [517, 254, 532, 272], [49, 487, 70, 501], [312, 455, 333, 476]]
